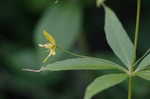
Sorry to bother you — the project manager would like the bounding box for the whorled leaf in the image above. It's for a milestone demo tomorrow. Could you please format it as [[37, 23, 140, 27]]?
[[38, 58, 126, 72], [104, 5, 134, 68], [137, 53, 150, 71], [136, 70, 150, 81], [84, 73, 127, 99]]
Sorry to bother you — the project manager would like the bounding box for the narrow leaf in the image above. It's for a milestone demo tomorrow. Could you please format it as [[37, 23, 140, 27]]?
[[137, 53, 150, 71], [40, 58, 126, 72], [84, 73, 127, 99], [136, 70, 150, 81], [104, 5, 134, 67]]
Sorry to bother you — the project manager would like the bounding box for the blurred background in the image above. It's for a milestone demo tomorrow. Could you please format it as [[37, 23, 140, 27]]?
[[0, 0, 150, 99]]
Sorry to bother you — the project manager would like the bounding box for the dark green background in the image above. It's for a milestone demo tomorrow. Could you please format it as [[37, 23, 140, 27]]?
[[0, 0, 150, 99]]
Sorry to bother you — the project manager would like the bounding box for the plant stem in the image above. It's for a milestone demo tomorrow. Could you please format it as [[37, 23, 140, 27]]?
[[133, 0, 141, 63], [57, 46, 87, 58], [128, 76, 132, 99], [128, 0, 141, 99]]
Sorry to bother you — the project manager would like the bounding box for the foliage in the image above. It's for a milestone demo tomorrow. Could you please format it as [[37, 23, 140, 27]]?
[[28, 0, 150, 99], [1, 0, 150, 99]]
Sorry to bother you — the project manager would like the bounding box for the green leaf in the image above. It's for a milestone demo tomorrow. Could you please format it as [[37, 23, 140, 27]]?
[[96, 0, 105, 7], [137, 53, 150, 71], [40, 58, 126, 72], [136, 70, 150, 81], [104, 5, 134, 67], [84, 73, 127, 99], [34, 2, 83, 62]]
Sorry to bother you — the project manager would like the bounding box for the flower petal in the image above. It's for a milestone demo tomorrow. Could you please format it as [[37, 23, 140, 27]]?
[[43, 30, 56, 45]]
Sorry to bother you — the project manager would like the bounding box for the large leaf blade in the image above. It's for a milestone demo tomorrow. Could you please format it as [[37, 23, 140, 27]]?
[[104, 5, 134, 67], [84, 73, 127, 99], [39, 58, 126, 72]]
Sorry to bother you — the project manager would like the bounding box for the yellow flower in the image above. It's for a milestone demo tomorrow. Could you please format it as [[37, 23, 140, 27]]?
[[38, 30, 56, 63]]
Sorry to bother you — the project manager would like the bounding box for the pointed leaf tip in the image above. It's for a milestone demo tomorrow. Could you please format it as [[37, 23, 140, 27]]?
[[40, 58, 126, 72], [104, 6, 134, 67]]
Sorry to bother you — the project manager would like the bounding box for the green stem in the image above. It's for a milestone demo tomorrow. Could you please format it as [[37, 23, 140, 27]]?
[[133, 0, 141, 63], [128, 76, 132, 99], [128, 0, 141, 99], [57, 46, 90, 58]]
